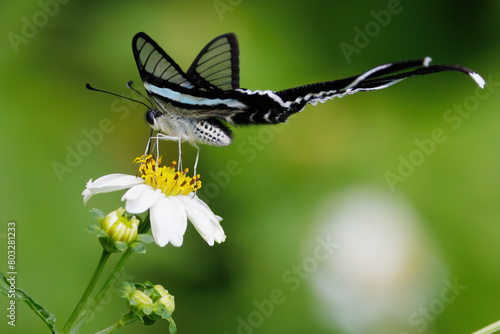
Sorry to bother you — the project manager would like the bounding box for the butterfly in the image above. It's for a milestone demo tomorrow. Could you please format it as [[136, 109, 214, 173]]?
[[132, 32, 484, 168]]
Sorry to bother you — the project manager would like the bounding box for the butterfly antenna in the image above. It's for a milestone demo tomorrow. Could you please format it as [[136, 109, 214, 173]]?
[[86, 83, 151, 109], [127, 80, 153, 105]]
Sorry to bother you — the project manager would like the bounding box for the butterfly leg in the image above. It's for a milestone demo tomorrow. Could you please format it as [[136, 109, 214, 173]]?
[[177, 135, 183, 171], [193, 143, 199, 178], [154, 135, 161, 163], [139, 134, 155, 172], [143, 136, 152, 158], [154, 133, 185, 171], [192, 143, 200, 197]]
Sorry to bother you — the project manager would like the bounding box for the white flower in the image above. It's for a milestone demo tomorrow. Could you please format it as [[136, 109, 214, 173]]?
[[82, 156, 225, 247]]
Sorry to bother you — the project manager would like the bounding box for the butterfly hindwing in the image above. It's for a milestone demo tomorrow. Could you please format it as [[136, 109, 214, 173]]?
[[186, 33, 240, 91], [275, 59, 426, 111]]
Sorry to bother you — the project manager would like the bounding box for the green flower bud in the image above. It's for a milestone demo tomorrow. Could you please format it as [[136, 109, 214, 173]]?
[[121, 281, 175, 327], [154, 284, 175, 315], [130, 290, 153, 317], [99, 208, 139, 252]]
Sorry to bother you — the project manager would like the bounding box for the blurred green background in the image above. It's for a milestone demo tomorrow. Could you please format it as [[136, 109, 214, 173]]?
[[1, 0, 500, 333]]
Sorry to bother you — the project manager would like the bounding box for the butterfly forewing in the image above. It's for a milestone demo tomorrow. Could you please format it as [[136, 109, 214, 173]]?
[[186, 33, 240, 91], [133, 33, 194, 88]]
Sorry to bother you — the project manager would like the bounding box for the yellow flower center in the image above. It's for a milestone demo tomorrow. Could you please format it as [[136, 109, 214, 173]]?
[[134, 155, 201, 196]]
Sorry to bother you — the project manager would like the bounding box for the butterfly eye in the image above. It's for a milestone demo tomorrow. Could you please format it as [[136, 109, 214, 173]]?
[[145, 109, 163, 131], [145, 110, 154, 125], [145, 110, 158, 125]]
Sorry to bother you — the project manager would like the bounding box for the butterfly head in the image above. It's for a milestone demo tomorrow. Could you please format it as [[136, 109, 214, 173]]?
[[145, 109, 163, 131]]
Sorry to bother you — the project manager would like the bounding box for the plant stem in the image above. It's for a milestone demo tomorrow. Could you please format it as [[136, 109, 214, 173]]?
[[69, 248, 134, 332], [64, 214, 151, 334], [472, 320, 500, 334], [94, 312, 137, 334], [61, 249, 111, 334]]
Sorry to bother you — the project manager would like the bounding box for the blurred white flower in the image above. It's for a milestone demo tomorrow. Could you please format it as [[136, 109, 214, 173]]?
[[308, 188, 446, 334]]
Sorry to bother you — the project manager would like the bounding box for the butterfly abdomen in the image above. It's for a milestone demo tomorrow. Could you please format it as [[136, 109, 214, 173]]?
[[194, 118, 233, 146], [150, 101, 233, 146]]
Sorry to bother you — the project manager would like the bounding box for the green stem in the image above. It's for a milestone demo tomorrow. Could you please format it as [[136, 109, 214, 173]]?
[[94, 312, 137, 334], [472, 320, 500, 334], [65, 214, 151, 334], [71, 248, 134, 332], [61, 249, 111, 334]]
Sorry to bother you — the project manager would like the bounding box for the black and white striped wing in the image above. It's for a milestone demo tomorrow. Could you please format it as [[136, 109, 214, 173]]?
[[275, 57, 485, 115], [229, 57, 485, 125], [132, 32, 195, 90], [186, 33, 240, 91], [133, 32, 247, 119], [132, 33, 485, 133]]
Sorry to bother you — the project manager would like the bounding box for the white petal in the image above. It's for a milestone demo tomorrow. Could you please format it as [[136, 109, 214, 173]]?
[[191, 195, 226, 243], [122, 184, 162, 214], [86, 174, 144, 191], [190, 194, 217, 213], [150, 196, 187, 247], [211, 218, 226, 244], [82, 174, 144, 204], [177, 195, 225, 246], [168, 196, 188, 244], [82, 189, 94, 205]]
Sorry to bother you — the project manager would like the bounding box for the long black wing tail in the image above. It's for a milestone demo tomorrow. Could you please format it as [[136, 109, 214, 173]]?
[[276, 57, 485, 115]]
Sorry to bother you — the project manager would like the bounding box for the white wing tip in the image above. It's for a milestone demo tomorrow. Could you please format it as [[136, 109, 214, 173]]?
[[423, 57, 432, 67], [469, 72, 485, 89]]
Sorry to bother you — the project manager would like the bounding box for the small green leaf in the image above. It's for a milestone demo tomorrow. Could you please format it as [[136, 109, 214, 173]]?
[[143, 306, 152, 315], [149, 289, 161, 301], [142, 317, 156, 326], [130, 242, 146, 254], [0, 272, 57, 333], [134, 282, 147, 290], [122, 281, 135, 290], [136, 234, 153, 244], [168, 317, 177, 334], [90, 208, 105, 221], [118, 290, 129, 299], [86, 224, 102, 233], [115, 241, 127, 252], [152, 305, 170, 320], [143, 284, 155, 298]]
